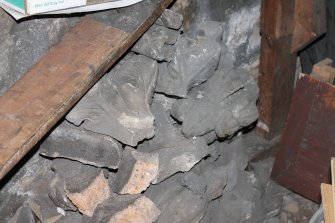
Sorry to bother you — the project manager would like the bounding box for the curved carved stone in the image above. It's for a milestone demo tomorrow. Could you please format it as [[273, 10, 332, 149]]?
[[67, 54, 158, 146]]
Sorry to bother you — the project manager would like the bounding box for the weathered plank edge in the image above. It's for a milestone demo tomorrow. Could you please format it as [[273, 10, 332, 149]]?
[[0, 0, 173, 181]]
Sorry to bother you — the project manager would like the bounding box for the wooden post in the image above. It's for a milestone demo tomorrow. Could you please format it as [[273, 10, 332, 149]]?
[[257, 0, 326, 139]]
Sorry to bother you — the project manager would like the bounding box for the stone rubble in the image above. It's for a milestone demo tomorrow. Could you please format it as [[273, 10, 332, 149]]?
[[0, 5, 318, 223]]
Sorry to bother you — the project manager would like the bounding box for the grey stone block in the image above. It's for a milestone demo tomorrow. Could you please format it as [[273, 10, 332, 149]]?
[[132, 25, 180, 62], [10, 206, 37, 223], [40, 121, 122, 169], [67, 54, 158, 146], [83, 194, 160, 223], [48, 159, 110, 216], [112, 147, 158, 195], [155, 9, 183, 30], [171, 69, 259, 138], [153, 137, 210, 184], [156, 37, 221, 97]]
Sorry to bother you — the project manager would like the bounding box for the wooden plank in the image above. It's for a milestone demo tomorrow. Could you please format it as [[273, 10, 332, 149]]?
[[311, 58, 335, 83], [290, 0, 326, 53], [257, 0, 326, 139], [321, 183, 334, 223], [332, 158, 335, 222], [271, 75, 335, 202], [0, 0, 173, 181]]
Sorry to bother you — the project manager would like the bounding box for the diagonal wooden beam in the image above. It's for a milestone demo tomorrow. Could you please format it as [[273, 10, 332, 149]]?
[[0, 0, 173, 181]]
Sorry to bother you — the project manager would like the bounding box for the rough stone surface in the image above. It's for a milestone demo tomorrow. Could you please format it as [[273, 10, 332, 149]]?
[[220, 2, 261, 70], [155, 9, 183, 30], [83, 194, 160, 223], [67, 54, 158, 146], [49, 159, 110, 217], [10, 206, 36, 223], [66, 170, 110, 217], [196, 21, 223, 42], [153, 137, 210, 184], [156, 37, 221, 97], [171, 68, 259, 138], [112, 147, 159, 195], [40, 121, 122, 169], [157, 188, 207, 223], [28, 195, 64, 223], [132, 24, 179, 62], [146, 101, 187, 149]]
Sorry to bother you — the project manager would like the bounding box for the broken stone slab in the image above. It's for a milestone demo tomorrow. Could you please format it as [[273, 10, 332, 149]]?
[[210, 170, 261, 223], [155, 9, 183, 30], [196, 21, 223, 42], [67, 54, 158, 146], [10, 206, 37, 223], [155, 37, 221, 98], [40, 121, 122, 169], [179, 161, 229, 200], [65, 170, 110, 217], [83, 194, 160, 223], [147, 101, 186, 149], [171, 68, 259, 138], [28, 195, 64, 223], [132, 25, 180, 62], [145, 173, 184, 206], [145, 173, 207, 223], [48, 174, 78, 212], [49, 159, 110, 217], [157, 188, 207, 223], [57, 211, 83, 223], [179, 172, 207, 196], [152, 137, 210, 184], [112, 147, 159, 195]]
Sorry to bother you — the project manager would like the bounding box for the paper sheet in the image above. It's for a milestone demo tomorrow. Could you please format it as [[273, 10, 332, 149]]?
[[0, 0, 143, 20]]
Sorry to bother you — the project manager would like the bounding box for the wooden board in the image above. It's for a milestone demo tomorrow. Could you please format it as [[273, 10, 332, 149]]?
[[332, 158, 335, 221], [321, 183, 334, 223], [271, 75, 335, 202], [0, 0, 173, 181], [257, 0, 326, 139]]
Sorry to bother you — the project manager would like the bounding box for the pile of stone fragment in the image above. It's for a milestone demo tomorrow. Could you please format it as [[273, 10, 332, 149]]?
[[2, 9, 273, 223]]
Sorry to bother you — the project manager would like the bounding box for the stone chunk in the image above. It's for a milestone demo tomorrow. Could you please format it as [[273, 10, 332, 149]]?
[[171, 69, 259, 138], [112, 147, 159, 195], [10, 206, 37, 223], [67, 54, 158, 146], [210, 170, 262, 223], [145, 175, 207, 223], [83, 194, 160, 223], [147, 101, 185, 149], [156, 37, 221, 97], [57, 212, 83, 223], [153, 137, 210, 184], [28, 195, 64, 223], [67, 170, 110, 217], [132, 25, 180, 62], [49, 159, 110, 217], [196, 21, 223, 42], [155, 9, 183, 30], [40, 121, 122, 169]]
